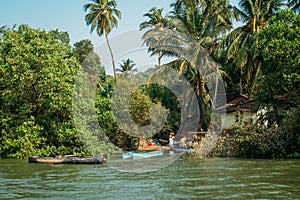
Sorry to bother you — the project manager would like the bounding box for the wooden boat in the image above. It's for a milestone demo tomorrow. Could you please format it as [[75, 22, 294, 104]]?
[[136, 145, 162, 152], [28, 154, 107, 164], [28, 156, 64, 164], [122, 150, 163, 159]]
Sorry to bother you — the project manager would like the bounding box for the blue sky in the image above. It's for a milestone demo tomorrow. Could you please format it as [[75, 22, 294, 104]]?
[[0, 0, 174, 46], [0, 0, 239, 46], [0, 0, 239, 74]]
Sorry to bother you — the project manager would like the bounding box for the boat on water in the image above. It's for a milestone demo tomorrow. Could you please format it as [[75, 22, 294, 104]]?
[[172, 144, 195, 152], [28, 154, 107, 164], [122, 150, 163, 159]]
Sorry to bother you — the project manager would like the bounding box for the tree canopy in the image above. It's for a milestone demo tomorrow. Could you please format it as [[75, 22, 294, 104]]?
[[0, 25, 83, 158], [257, 9, 300, 125], [0, 1, 299, 159]]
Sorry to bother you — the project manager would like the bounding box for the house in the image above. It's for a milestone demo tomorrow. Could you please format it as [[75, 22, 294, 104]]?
[[222, 94, 256, 129]]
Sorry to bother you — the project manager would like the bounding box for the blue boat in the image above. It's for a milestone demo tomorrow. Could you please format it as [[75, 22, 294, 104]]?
[[122, 150, 163, 159]]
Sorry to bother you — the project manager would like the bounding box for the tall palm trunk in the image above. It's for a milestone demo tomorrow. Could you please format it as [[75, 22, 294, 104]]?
[[183, 65, 190, 123], [105, 33, 116, 78], [158, 51, 161, 67], [250, 61, 261, 98], [197, 72, 209, 131], [240, 67, 243, 94]]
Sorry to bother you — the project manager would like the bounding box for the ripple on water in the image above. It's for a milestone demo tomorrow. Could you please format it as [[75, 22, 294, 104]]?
[[0, 158, 300, 199]]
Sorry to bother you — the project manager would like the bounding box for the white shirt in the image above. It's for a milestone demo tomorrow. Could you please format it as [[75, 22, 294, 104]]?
[[169, 136, 174, 146]]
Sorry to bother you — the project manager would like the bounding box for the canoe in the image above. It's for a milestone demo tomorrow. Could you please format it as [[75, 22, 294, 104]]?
[[28, 154, 107, 164], [122, 150, 163, 159], [28, 156, 65, 164]]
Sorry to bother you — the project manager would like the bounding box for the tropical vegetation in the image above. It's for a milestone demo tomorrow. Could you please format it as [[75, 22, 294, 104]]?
[[117, 58, 137, 75], [84, 0, 121, 78], [0, 0, 299, 158]]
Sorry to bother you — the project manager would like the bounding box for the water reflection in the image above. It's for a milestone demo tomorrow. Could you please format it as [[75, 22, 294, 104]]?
[[108, 151, 184, 173]]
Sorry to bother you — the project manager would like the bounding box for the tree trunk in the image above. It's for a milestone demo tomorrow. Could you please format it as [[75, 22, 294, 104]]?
[[197, 72, 209, 131], [158, 51, 161, 67], [250, 61, 261, 98], [240, 67, 243, 94], [105, 33, 116, 78], [183, 65, 190, 123]]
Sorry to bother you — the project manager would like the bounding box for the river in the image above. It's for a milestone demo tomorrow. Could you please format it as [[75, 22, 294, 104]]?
[[0, 156, 299, 199]]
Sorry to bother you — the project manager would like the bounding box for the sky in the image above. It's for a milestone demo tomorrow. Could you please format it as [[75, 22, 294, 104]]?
[[0, 0, 174, 46], [0, 0, 239, 74]]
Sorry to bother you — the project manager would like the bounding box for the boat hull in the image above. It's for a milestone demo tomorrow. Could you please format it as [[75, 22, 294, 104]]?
[[28, 156, 64, 164], [122, 150, 163, 159], [28, 154, 107, 164]]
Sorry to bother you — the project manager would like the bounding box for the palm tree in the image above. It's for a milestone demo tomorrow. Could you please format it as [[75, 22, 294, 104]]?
[[170, 0, 234, 53], [117, 59, 137, 75], [84, 0, 121, 78], [215, 0, 284, 95], [140, 7, 170, 67], [140, 7, 169, 29], [142, 0, 234, 131], [288, 0, 300, 13]]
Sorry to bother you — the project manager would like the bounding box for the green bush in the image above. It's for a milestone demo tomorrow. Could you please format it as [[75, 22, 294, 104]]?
[[214, 110, 300, 158]]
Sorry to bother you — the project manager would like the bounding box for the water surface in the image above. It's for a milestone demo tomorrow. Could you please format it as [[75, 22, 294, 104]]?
[[0, 157, 299, 199]]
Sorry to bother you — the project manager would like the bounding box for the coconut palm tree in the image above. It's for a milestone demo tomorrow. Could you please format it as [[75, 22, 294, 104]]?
[[142, 0, 234, 131], [288, 0, 300, 13], [140, 7, 171, 67], [170, 0, 234, 54], [140, 7, 169, 29], [215, 0, 284, 95], [117, 59, 137, 75], [84, 0, 121, 78]]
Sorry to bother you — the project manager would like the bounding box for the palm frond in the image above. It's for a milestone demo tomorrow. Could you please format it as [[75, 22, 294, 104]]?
[[84, 0, 121, 37], [288, 0, 300, 13]]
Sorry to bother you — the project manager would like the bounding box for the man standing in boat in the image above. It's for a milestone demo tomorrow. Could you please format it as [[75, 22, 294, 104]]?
[[169, 132, 175, 150]]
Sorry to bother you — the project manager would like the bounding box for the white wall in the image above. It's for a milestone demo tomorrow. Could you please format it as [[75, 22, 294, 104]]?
[[222, 112, 255, 129]]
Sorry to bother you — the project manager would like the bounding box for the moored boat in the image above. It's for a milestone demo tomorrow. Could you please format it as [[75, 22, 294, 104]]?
[[28, 156, 64, 164], [122, 150, 163, 159], [28, 154, 107, 164]]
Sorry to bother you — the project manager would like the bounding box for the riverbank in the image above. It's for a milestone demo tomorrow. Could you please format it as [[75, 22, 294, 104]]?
[[207, 124, 300, 159]]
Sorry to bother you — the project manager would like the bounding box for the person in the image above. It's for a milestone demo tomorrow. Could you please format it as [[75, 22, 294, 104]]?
[[169, 132, 175, 150], [137, 137, 147, 152], [147, 138, 153, 146], [136, 137, 162, 152]]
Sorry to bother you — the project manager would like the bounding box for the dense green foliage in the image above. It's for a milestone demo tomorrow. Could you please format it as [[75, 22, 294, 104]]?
[[0, 25, 85, 158], [211, 110, 300, 158], [211, 10, 300, 158], [141, 0, 233, 131], [0, 1, 299, 159], [257, 10, 300, 126], [255, 10, 300, 157], [216, 0, 284, 97]]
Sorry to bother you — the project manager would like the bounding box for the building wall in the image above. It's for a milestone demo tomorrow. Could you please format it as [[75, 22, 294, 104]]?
[[222, 112, 256, 129]]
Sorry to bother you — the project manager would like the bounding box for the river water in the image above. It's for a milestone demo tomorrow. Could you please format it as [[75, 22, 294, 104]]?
[[0, 156, 299, 200]]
